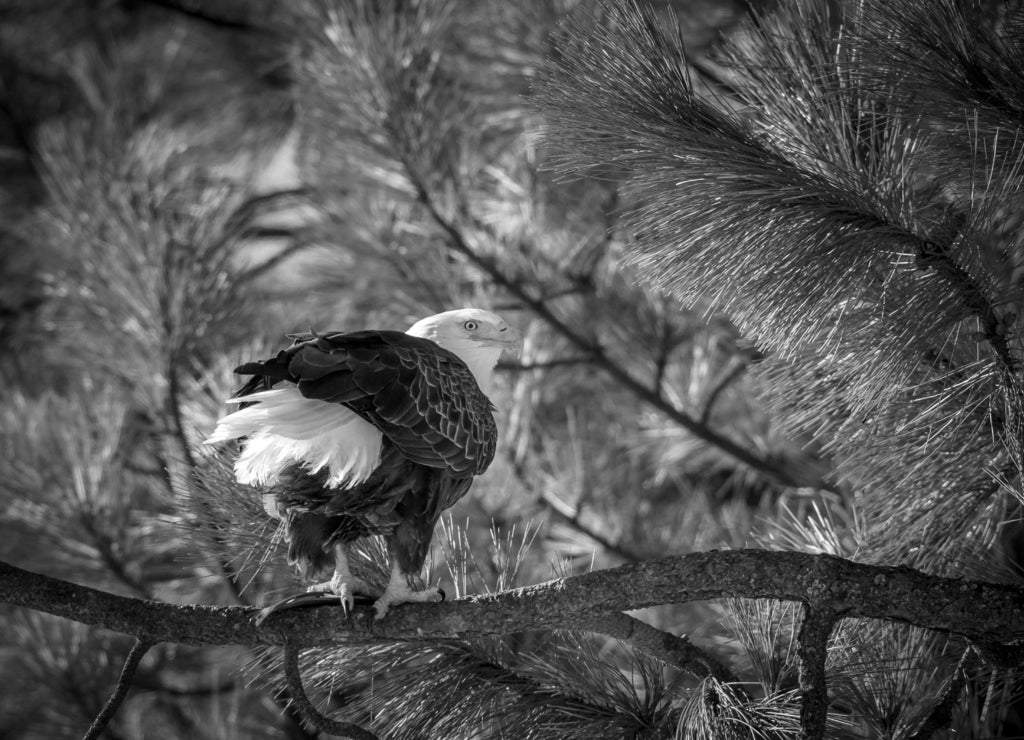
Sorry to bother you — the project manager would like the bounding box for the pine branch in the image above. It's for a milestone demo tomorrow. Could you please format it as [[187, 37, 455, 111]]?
[[4, 551, 1024, 652], [79, 516, 152, 600], [580, 611, 741, 685], [220, 188, 313, 243], [165, 360, 198, 474], [913, 226, 1016, 377], [235, 238, 321, 285], [282, 643, 377, 740], [536, 486, 646, 562], [124, 0, 305, 46], [411, 178, 830, 491], [907, 647, 977, 740], [700, 358, 751, 425], [497, 356, 594, 371], [132, 674, 240, 697], [653, 313, 674, 392], [795, 605, 837, 740], [131, 0, 273, 32], [162, 361, 250, 606], [294, 636, 677, 737], [856, 0, 1024, 151], [536, 0, 1023, 444], [81, 638, 154, 740]]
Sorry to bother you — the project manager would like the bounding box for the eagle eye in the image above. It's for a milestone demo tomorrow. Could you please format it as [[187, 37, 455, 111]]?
[[463, 320, 479, 331]]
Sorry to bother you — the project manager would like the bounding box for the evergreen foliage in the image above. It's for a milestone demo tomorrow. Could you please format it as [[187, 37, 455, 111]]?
[[1, 0, 1022, 738]]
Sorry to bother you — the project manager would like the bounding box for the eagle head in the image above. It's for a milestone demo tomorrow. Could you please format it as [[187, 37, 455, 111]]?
[[407, 308, 520, 394]]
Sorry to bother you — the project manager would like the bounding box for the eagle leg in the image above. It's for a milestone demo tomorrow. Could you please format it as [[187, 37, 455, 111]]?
[[306, 543, 374, 615], [373, 562, 444, 619]]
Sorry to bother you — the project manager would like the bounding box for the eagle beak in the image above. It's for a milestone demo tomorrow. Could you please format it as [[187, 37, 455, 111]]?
[[496, 326, 522, 356], [479, 325, 521, 357]]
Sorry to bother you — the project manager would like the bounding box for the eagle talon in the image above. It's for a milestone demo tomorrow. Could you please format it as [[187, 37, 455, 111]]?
[[373, 586, 443, 619], [306, 579, 372, 615], [253, 590, 360, 625], [373, 567, 445, 619], [304, 544, 376, 615]]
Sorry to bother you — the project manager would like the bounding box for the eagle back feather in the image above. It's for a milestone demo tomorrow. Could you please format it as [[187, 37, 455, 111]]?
[[206, 329, 497, 488], [285, 331, 497, 474]]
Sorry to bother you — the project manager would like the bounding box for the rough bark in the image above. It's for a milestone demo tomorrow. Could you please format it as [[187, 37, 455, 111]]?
[[3, 550, 1023, 654]]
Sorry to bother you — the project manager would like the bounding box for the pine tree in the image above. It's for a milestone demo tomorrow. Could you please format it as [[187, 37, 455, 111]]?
[[1, 1, 1022, 739]]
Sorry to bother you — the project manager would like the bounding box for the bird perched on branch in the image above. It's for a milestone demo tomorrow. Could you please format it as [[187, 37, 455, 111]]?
[[206, 308, 519, 618]]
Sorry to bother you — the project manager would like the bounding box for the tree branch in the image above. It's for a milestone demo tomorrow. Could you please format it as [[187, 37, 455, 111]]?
[[82, 638, 154, 740], [497, 356, 594, 371], [234, 238, 321, 286], [4, 551, 1024, 653], [796, 605, 838, 740], [283, 643, 378, 740], [580, 611, 741, 684], [131, 0, 284, 33], [410, 180, 832, 492], [907, 647, 977, 740], [700, 358, 750, 425], [537, 487, 647, 562], [162, 362, 250, 606], [912, 206, 1016, 377]]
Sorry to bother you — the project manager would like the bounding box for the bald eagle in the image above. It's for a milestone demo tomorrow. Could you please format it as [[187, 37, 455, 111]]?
[[206, 309, 519, 618]]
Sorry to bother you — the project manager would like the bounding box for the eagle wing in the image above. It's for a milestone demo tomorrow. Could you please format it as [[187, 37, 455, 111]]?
[[235, 330, 497, 476]]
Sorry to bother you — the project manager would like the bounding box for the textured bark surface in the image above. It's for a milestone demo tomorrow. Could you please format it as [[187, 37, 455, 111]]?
[[796, 606, 838, 740], [3, 549, 1023, 651]]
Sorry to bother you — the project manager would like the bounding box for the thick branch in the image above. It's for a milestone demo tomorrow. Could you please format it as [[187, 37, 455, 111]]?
[[4, 551, 1024, 652], [796, 605, 837, 740]]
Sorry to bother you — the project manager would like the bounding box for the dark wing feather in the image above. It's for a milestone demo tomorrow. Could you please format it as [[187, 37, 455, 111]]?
[[234, 330, 497, 476]]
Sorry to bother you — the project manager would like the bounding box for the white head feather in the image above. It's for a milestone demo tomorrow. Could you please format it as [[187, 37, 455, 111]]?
[[406, 308, 520, 396]]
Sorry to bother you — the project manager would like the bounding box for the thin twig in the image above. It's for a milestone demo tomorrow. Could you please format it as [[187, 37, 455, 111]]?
[[796, 604, 837, 740], [134, 0, 265, 30], [538, 487, 646, 562], [162, 361, 249, 606], [165, 360, 198, 473], [914, 231, 1017, 377], [283, 643, 379, 740], [236, 237, 322, 286], [80, 516, 152, 599], [688, 55, 744, 99], [411, 179, 831, 491], [222, 189, 312, 237], [581, 611, 743, 686], [497, 356, 594, 371], [133, 676, 240, 697], [653, 313, 674, 393], [162, 322, 261, 606], [510, 444, 646, 561], [700, 359, 750, 425], [81, 638, 154, 740], [907, 647, 977, 740]]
